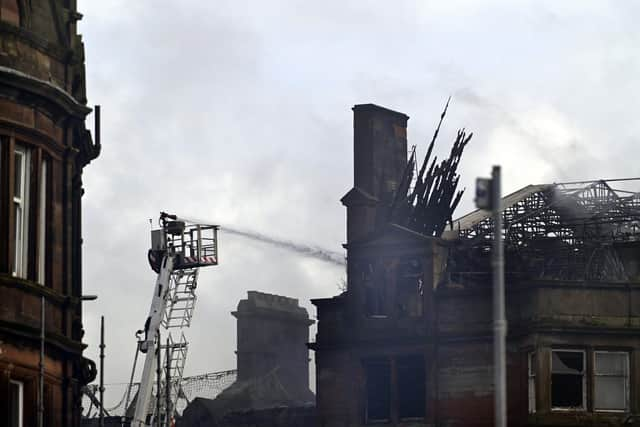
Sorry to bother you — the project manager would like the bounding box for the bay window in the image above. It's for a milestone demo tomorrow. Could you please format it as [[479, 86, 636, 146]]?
[[539, 349, 632, 413]]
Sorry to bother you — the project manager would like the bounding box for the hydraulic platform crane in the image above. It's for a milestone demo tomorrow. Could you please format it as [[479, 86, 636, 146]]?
[[129, 212, 219, 426]]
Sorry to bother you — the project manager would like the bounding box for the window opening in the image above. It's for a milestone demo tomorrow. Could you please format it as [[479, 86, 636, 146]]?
[[37, 159, 47, 284], [13, 146, 29, 278], [9, 379, 23, 427], [396, 258, 423, 317], [397, 354, 425, 419], [528, 352, 536, 413], [551, 350, 585, 409], [364, 358, 391, 422], [594, 351, 629, 411], [363, 261, 387, 317]]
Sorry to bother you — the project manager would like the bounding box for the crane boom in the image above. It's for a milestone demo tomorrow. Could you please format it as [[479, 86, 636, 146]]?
[[130, 213, 219, 426], [131, 255, 174, 426]]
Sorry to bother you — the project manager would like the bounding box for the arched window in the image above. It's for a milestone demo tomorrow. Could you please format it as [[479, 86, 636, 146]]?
[[0, 0, 20, 26]]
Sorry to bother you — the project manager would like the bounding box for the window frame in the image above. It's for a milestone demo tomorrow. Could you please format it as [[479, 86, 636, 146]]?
[[12, 145, 30, 278], [528, 352, 536, 414], [593, 350, 629, 413], [395, 258, 424, 319], [9, 379, 24, 427], [37, 158, 47, 285], [362, 354, 427, 424], [550, 349, 586, 411], [396, 354, 426, 420], [363, 357, 391, 423]]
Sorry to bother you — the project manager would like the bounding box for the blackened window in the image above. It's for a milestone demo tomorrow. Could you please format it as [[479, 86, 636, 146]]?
[[551, 350, 585, 409], [396, 258, 423, 318], [363, 261, 387, 317], [364, 358, 390, 422], [397, 354, 425, 419]]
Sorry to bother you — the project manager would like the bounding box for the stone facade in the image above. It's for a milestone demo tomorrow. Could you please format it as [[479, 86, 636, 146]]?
[[0, 1, 99, 426], [310, 104, 640, 427]]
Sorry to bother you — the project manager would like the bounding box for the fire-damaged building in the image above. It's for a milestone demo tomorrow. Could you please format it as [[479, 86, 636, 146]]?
[[0, 1, 100, 427], [309, 104, 640, 426]]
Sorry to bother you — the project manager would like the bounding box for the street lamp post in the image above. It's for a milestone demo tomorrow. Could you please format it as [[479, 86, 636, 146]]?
[[476, 165, 506, 427]]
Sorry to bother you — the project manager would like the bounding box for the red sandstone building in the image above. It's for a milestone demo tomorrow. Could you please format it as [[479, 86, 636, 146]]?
[[0, 1, 99, 426], [310, 105, 640, 426]]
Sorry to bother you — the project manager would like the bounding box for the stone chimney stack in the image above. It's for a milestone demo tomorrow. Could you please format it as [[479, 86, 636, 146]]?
[[232, 291, 315, 400], [341, 104, 409, 243]]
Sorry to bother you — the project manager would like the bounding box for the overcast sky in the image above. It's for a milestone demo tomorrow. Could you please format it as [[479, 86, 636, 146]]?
[[77, 0, 640, 410]]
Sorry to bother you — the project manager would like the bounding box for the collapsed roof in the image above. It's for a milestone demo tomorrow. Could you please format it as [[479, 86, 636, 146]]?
[[443, 179, 640, 282], [375, 103, 640, 282]]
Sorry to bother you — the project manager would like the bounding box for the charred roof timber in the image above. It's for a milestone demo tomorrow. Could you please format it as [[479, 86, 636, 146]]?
[[342, 101, 472, 244], [343, 101, 640, 284], [389, 98, 472, 237]]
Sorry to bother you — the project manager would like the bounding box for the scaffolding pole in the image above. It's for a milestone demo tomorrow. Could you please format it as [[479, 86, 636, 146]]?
[[156, 331, 161, 427], [100, 316, 105, 427], [165, 337, 171, 427]]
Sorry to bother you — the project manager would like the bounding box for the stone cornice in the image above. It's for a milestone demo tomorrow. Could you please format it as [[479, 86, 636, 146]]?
[[0, 65, 90, 117], [0, 319, 85, 354]]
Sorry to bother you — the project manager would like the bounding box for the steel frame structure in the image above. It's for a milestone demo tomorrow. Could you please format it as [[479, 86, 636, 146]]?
[[448, 179, 640, 282]]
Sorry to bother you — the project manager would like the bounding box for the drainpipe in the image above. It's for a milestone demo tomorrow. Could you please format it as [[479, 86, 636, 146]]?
[[39, 296, 45, 427]]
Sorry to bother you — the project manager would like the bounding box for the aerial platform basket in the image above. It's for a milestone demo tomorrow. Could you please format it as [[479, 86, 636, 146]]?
[[150, 212, 219, 271]]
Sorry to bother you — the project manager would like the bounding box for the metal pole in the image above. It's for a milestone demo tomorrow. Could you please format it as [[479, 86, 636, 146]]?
[[39, 296, 45, 427], [165, 338, 171, 427], [124, 341, 141, 417], [156, 331, 162, 427], [492, 165, 506, 427], [100, 316, 105, 427], [95, 105, 101, 148]]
